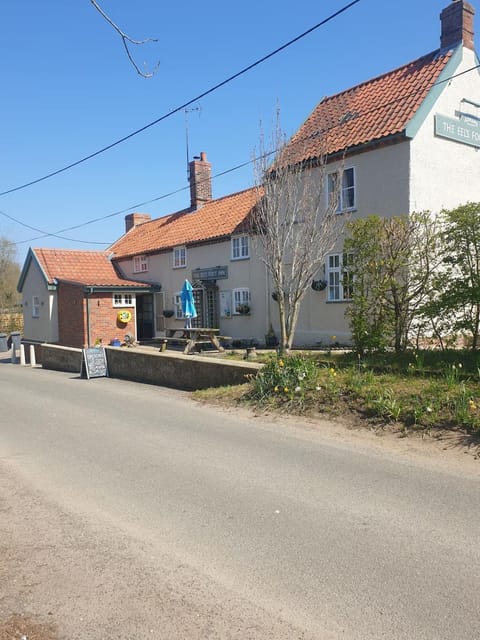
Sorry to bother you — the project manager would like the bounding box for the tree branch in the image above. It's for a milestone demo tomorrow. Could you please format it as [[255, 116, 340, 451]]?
[[90, 0, 160, 78]]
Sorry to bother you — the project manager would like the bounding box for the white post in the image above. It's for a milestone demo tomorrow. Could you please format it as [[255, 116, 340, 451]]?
[[30, 344, 37, 367], [20, 343, 26, 366]]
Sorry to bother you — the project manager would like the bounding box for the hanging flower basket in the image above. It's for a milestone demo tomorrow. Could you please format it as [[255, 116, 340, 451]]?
[[311, 279, 327, 292], [162, 309, 175, 318]]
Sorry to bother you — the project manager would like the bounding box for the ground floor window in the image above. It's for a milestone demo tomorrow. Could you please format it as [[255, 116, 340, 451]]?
[[174, 293, 185, 319], [326, 253, 353, 301], [232, 287, 251, 314], [113, 293, 134, 307], [32, 295, 40, 318]]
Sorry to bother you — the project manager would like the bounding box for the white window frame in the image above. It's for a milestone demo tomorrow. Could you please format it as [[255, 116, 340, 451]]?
[[133, 254, 148, 273], [326, 253, 353, 302], [232, 287, 251, 314], [173, 246, 187, 269], [32, 295, 40, 318], [327, 167, 356, 213], [174, 293, 185, 319], [113, 293, 134, 307], [231, 234, 249, 260]]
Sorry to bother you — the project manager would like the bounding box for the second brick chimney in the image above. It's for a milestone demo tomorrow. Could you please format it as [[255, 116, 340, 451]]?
[[189, 151, 212, 210], [125, 212, 151, 234], [440, 0, 475, 50]]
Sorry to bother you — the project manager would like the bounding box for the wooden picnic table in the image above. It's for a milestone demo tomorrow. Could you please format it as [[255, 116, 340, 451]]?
[[165, 327, 225, 354]]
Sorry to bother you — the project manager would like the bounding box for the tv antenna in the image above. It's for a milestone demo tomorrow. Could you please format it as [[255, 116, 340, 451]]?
[[184, 105, 202, 180]]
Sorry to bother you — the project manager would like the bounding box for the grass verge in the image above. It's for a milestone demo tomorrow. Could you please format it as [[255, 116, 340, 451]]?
[[194, 351, 480, 443]]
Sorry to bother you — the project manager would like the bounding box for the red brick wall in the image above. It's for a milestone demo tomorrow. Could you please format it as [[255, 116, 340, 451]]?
[[57, 283, 136, 348], [57, 283, 86, 348]]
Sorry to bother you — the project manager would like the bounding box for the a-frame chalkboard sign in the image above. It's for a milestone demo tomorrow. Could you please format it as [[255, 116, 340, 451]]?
[[81, 347, 109, 379]]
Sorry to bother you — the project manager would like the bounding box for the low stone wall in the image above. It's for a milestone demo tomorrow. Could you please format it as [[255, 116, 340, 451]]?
[[38, 343, 261, 390], [40, 344, 83, 373], [21, 341, 49, 366]]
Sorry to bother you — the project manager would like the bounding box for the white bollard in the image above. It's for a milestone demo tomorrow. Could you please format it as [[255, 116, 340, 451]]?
[[30, 344, 37, 367], [20, 343, 26, 366]]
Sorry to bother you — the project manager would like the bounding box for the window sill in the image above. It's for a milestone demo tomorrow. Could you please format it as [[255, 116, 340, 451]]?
[[325, 300, 351, 304], [231, 256, 250, 261]]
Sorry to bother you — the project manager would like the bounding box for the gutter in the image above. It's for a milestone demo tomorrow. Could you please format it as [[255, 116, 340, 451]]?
[[85, 287, 93, 347]]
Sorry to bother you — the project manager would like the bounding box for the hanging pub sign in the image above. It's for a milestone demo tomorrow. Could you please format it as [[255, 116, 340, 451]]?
[[435, 113, 480, 148], [191, 266, 228, 281]]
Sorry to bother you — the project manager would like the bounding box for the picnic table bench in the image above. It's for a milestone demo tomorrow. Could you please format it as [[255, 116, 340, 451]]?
[[162, 328, 230, 354]]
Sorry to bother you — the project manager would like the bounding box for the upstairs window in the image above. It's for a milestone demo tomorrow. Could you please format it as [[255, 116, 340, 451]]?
[[173, 246, 187, 268], [327, 167, 356, 212], [133, 255, 148, 273], [232, 234, 249, 260]]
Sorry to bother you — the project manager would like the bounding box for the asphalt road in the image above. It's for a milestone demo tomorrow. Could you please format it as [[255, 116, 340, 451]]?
[[1, 362, 479, 639]]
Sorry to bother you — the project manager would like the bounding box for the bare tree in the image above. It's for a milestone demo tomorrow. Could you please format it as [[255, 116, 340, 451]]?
[[252, 120, 345, 353], [90, 1, 160, 78], [0, 237, 20, 310]]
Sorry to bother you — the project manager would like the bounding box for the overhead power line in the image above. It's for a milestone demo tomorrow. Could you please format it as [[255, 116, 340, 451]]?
[[8, 61, 480, 247], [0, 0, 361, 198], [11, 159, 256, 245]]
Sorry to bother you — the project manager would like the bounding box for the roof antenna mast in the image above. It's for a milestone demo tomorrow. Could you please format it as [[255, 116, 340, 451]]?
[[184, 105, 202, 181]]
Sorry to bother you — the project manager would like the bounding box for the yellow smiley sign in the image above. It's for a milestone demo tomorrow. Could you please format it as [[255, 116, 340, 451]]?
[[117, 310, 132, 323]]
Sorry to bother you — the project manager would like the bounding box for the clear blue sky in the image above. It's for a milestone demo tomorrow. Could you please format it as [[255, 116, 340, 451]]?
[[0, 0, 460, 265]]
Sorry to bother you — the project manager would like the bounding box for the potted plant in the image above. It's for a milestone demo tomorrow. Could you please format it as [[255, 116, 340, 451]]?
[[237, 303, 251, 315], [162, 309, 175, 318], [265, 323, 279, 348]]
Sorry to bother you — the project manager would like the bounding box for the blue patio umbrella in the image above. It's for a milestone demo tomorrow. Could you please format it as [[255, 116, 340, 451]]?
[[181, 279, 197, 328]]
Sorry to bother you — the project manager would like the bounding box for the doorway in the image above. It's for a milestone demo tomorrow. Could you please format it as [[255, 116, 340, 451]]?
[[192, 282, 219, 328], [136, 294, 154, 340]]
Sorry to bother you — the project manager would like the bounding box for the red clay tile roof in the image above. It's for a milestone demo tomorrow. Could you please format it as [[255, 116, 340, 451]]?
[[281, 49, 453, 166], [33, 248, 148, 287], [109, 187, 261, 259]]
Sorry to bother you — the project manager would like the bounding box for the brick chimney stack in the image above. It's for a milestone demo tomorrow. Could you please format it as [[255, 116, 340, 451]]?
[[440, 0, 475, 50], [189, 151, 212, 210], [125, 212, 151, 233]]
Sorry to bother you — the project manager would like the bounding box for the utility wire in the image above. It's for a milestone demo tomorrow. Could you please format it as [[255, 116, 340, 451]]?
[[0, 0, 361, 198], [10, 61, 480, 247], [12, 158, 257, 245]]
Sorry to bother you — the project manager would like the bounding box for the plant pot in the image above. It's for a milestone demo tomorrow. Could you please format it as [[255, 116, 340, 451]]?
[[312, 279, 327, 292], [265, 335, 279, 348]]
